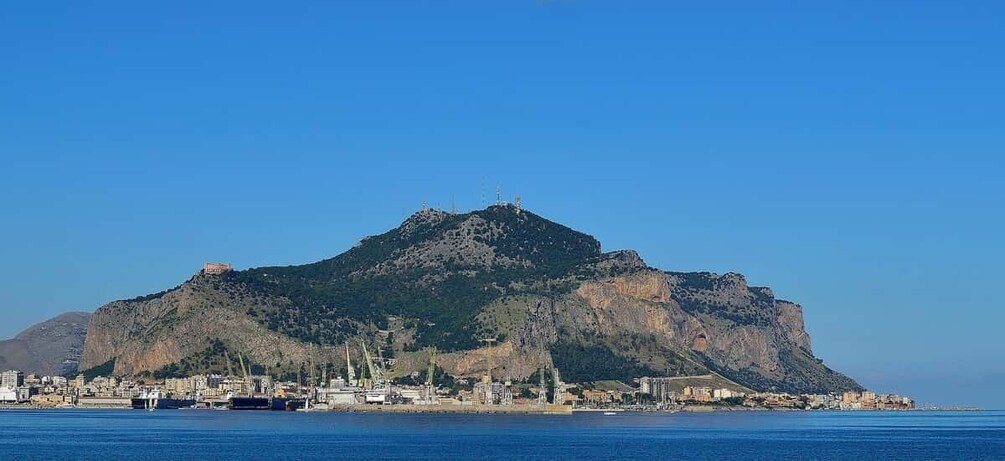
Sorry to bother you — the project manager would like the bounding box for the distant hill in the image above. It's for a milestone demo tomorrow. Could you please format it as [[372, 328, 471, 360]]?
[[0, 312, 90, 376], [80, 205, 862, 394]]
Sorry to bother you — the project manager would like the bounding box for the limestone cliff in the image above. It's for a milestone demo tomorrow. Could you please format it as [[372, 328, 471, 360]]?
[[81, 275, 318, 377]]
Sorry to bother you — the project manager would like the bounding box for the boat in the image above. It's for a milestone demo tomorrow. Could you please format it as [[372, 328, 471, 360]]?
[[603, 411, 617, 416], [228, 396, 271, 410], [130, 390, 196, 410], [270, 397, 306, 411], [226, 353, 271, 410]]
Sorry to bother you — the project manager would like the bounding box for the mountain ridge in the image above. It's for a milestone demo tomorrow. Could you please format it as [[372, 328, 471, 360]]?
[[0, 311, 90, 376], [81, 205, 862, 394]]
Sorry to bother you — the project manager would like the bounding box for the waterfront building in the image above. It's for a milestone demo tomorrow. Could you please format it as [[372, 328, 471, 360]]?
[[682, 386, 713, 402], [1, 370, 24, 389], [638, 377, 679, 402], [0, 387, 17, 403], [207, 374, 224, 389], [16, 387, 37, 403], [713, 388, 737, 400], [473, 378, 513, 405], [30, 393, 73, 407]]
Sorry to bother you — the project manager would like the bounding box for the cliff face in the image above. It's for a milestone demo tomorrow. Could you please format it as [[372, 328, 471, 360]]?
[[0, 312, 90, 376], [81, 276, 316, 377], [565, 270, 857, 393], [81, 205, 861, 393]]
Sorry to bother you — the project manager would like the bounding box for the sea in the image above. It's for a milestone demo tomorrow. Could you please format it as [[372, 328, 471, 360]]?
[[1, 409, 1002, 460]]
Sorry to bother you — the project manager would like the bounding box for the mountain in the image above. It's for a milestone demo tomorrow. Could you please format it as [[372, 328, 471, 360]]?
[[81, 205, 862, 393], [0, 312, 90, 376]]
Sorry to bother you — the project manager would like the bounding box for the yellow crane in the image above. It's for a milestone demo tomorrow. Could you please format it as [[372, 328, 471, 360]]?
[[237, 353, 251, 396], [360, 340, 380, 387], [425, 348, 437, 388]]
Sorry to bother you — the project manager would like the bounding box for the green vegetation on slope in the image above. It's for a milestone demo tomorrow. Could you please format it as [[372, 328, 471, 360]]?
[[76, 358, 115, 380], [549, 341, 661, 383], [227, 207, 611, 351], [696, 347, 863, 394], [150, 339, 232, 379], [667, 271, 777, 326], [147, 339, 279, 380]]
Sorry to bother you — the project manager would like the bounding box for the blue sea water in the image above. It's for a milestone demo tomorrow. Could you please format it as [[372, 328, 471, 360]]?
[[1, 410, 1002, 460]]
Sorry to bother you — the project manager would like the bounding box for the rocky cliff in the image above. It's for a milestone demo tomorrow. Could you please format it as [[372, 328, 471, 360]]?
[[0, 312, 90, 376], [81, 205, 861, 393]]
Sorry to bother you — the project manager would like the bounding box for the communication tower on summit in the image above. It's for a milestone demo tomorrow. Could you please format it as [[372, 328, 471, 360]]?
[[515, 196, 522, 213], [496, 185, 501, 206]]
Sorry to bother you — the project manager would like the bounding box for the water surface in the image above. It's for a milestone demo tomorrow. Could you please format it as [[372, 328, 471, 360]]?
[[1, 409, 1002, 460]]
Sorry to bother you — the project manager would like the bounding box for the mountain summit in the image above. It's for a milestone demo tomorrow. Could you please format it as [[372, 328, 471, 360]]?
[[0, 311, 90, 376], [81, 205, 861, 393]]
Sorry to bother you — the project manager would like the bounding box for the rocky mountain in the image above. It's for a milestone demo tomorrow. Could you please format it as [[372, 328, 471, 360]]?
[[0, 312, 90, 376], [81, 205, 861, 393]]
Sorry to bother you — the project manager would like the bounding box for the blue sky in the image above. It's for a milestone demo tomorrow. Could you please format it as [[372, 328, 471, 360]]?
[[1, 1, 1002, 408]]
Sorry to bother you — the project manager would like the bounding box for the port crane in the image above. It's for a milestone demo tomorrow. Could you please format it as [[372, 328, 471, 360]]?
[[361, 340, 393, 404], [237, 353, 252, 396], [424, 348, 437, 404], [360, 340, 382, 387], [345, 343, 357, 387]]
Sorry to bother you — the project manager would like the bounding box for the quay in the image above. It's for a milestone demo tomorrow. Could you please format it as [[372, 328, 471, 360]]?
[[330, 403, 572, 415]]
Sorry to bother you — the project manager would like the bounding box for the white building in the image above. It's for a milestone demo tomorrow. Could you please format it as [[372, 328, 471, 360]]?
[[0, 387, 17, 403], [1, 370, 24, 389], [713, 388, 738, 400]]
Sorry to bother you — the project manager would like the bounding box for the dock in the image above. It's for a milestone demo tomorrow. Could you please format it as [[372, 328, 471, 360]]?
[[329, 403, 572, 415]]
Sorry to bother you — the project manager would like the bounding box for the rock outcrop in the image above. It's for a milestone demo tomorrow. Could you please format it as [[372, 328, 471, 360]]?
[[81, 275, 316, 377]]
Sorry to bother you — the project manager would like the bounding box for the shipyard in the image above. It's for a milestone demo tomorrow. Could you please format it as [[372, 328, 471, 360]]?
[[0, 337, 915, 413]]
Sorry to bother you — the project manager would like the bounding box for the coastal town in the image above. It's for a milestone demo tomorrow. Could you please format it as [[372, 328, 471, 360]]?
[[0, 366, 914, 413]]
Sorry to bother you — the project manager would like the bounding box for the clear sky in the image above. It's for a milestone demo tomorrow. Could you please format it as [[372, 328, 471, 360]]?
[[1, 1, 1002, 408]]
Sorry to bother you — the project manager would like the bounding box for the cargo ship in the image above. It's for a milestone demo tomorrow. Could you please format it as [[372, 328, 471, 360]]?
[[270, 397, 307, 411], [228, 395, 271, 410], [131, 390, 196, 410]]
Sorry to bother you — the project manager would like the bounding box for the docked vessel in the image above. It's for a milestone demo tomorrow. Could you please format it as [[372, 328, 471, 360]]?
[[270, 397, 306, 411], [131, 390, 196, 410], [228, 396, 271, 410]]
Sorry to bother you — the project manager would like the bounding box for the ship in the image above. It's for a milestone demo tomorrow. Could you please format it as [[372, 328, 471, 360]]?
[[130, 390, 196, 410], [226, 352, 271, 410], [228, 395, 271, 410], [270, 397, 307, 411]]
